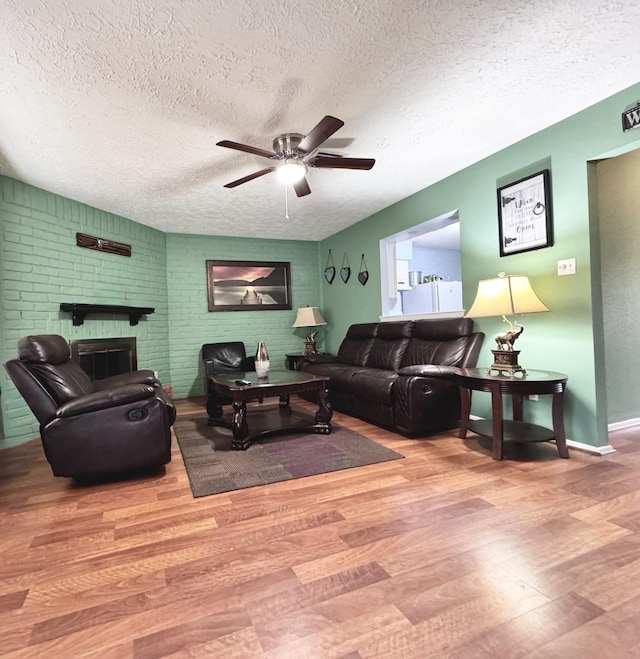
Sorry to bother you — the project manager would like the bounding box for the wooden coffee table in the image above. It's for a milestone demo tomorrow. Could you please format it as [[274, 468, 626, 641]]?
[[207, 369, 333, 450]]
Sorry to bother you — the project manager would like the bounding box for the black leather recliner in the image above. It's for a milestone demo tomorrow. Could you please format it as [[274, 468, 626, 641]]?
[[4, 334, 176, 480], [202, 342, 255, 422]]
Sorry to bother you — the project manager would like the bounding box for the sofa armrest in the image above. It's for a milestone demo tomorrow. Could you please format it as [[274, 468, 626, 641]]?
[[203, 359, 216, 378], [94, 370, 158, 390], [56, 384, 156, 418], [299, 353, 338, 369], [393, 367, 464, 435], [397, 365, 462, 378]]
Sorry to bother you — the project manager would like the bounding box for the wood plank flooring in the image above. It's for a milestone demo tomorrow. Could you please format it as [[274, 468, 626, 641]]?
[[1, 396, 640, 658]]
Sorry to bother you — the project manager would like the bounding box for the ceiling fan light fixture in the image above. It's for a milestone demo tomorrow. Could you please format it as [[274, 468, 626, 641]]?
[[277, 160, 307, 184]]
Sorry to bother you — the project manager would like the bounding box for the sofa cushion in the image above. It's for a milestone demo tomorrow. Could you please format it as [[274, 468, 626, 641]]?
[[366, 321, 413, 371], [400, 317, 475, 368], [301, 362, 364, 394], [401, 336, 472, 368], [350, 368, 399, 403], [412, 317, 474, 339], [337, 323, 378, 366]]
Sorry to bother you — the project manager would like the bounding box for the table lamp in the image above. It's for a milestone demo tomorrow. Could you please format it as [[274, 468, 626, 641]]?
[[465, 272, 549, 376], [292, 306, 327, 355]]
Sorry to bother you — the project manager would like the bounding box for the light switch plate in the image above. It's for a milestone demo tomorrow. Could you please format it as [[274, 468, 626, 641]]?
[[557, 258, 576, 276]]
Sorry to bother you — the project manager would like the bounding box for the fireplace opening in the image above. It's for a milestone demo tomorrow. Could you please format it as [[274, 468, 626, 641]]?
[[70, 337, 137, 380]]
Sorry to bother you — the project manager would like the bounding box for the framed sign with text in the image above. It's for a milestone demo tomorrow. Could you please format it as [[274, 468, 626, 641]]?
[[497, 169, 553, 257]]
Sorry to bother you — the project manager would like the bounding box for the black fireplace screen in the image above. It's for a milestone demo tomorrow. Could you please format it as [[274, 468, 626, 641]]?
[[70, 337, 137, 380]]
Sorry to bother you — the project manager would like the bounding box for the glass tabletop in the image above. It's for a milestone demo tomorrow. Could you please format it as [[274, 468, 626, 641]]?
[[210, 369, 327, 389]]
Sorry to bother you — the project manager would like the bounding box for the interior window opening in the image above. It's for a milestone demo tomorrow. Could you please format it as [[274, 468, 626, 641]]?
[[379, 210, 462, 319]]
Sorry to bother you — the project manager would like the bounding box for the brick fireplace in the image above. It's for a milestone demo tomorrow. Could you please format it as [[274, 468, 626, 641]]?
[[70, 337, 137, 380]]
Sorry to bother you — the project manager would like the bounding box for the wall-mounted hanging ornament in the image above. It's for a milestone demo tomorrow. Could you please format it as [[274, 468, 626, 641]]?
[[358, 254, 369, 286], [324, 249, 336, 284], [76, 232, 131, 257], [341, 253, 351, 283]]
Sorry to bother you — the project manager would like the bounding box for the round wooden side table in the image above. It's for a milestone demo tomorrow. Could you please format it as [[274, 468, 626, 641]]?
[[456, 368, 569, 461]]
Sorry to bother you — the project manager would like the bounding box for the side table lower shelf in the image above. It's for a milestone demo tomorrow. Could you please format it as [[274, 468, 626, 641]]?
[[468, 419, 556, 445]]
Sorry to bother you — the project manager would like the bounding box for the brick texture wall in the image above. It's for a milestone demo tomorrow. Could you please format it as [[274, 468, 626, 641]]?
[[0, 176, 323, 446], [0, 176, 170, 446]]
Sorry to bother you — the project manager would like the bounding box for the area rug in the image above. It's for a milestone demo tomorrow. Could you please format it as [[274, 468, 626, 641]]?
[[174, 408, 404, 498]]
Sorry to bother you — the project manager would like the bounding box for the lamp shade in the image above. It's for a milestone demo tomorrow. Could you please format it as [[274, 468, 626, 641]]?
[[465, 275, 549, 318], [292, 306, 327, 327]]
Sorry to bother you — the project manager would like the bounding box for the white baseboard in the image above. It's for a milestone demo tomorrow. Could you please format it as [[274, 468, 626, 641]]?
[[608, 417, 640, 432], [565, 439, 616, 456]]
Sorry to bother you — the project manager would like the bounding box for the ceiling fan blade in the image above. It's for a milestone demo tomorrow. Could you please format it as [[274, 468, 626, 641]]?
[[312, 156, 375, 170], [223, 167, 275, 188], [297, 116, 345, 154], [216, 140, 275, 160], [293, 177, 311, 198]]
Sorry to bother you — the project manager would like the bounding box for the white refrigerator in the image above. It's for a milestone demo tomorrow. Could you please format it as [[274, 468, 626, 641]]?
[[401, 281, 462, 314]]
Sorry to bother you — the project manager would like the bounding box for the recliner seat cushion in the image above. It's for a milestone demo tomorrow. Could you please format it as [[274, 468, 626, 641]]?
[[18, 335, 95, 403], [30, 361, 95, 404], [366, 322, 413, 371]]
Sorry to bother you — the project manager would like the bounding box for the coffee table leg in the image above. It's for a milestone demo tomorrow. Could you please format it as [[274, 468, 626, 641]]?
[[314, 388, 333, 434], [279, 393, 291, 414], [206, 392, 224, 426], [231, 401, 251, 450]]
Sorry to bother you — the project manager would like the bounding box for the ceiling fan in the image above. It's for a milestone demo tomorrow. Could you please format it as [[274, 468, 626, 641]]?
[[216, 115, 375, 198]]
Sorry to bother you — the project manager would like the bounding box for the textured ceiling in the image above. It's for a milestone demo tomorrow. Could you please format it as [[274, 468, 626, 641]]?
[[1, 1, 640, 241]]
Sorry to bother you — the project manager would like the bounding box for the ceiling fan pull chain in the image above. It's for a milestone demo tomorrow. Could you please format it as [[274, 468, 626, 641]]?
[[284, 185, 289, 219]]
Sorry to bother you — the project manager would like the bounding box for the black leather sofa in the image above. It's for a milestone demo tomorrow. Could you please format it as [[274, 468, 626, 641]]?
[[4, 334, 176, 480], [298, 318, 483, 436]]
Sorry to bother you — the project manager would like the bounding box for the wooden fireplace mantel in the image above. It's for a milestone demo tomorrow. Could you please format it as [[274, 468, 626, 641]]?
[[59, 303, 155, 326]]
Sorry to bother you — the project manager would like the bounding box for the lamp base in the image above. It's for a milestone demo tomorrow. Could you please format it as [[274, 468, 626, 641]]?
[[488, 350, 526, 377], [303, 340, 318, 355]]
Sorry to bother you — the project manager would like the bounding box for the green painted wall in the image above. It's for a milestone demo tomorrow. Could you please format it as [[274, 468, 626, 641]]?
[[318, 82, 640, 449], [3, 82, 640, 450], [165, 234, 321, 398], [0, 177, 170, 447]]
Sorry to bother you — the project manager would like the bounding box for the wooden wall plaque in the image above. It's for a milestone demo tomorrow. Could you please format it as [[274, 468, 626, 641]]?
[[76, 233, 131, 257]]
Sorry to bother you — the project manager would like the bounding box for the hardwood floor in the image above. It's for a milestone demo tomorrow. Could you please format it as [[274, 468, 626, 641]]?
[[1, 396, 640, 658]]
